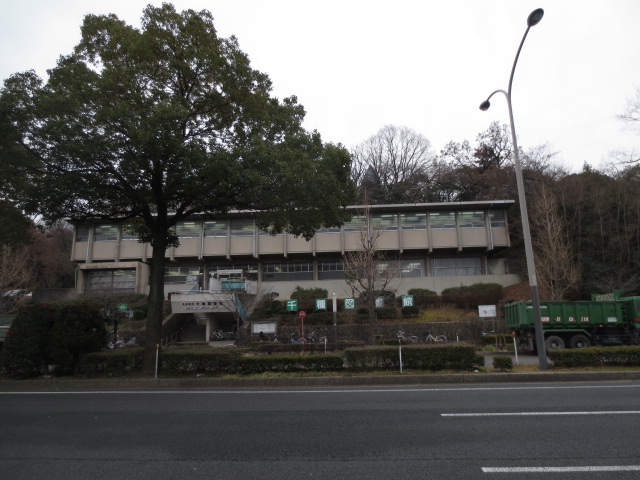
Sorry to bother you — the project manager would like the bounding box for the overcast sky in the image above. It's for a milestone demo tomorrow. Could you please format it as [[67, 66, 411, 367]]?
[[2, 0, 639, 172]]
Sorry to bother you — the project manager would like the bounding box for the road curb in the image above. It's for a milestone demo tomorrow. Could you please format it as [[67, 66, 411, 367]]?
[[2, 370, 640, 391]]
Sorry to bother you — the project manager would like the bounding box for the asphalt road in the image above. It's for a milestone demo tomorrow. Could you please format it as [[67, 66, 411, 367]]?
[[2, 381, 640, 479]]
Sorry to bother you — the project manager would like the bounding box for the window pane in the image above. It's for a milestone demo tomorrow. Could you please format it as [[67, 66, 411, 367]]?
[[230, 218, 254, 236], [489, 210, 506, 227], [262, 263, 313, 281], [372, 213, 398, 230], [343, 216, 365, 232], [399, 259, 425, 277], [94, 224, 118, 241], [429, 212, 456, 229], [164, 266, 202, 284], [176, 221, 201, 238], [401, 213, 427, 230], [75, 226, 89, 242], [204, 220, 227, 237], [458, 211, 485, 228], [433, 257, 482, 276], [86, 269, 135, 291]]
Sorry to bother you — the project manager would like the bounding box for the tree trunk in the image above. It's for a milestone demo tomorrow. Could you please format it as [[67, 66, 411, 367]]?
[[367, 298, 378, 345], [142, 235, 168, 375]]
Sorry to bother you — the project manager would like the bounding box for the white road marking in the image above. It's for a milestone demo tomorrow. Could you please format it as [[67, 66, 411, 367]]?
[[444, 410, 640, 417], [483, 466, 640, 473]]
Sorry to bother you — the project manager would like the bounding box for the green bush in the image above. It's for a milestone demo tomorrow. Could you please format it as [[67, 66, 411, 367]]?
[[1, 303, 55, 378], [402, 305, 420, 317], [492, 355, 513, 371], [407, 288, 436, 297], [237, 354, 343, 375], [441, 283, 503, 309], [290, 286, 328, 302], [160, 348, 243, 375], [549, 346, 640, 368], [376, 306, 397, 319], [77, 348, 144, 376], [1, 302, 107, 378], [47, 303, 107, 374], [406, 288, 439, 308], [343, 344, 483, 371]]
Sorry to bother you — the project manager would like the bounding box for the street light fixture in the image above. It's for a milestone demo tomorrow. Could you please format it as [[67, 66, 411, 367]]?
[[479, 8, 548, 370]]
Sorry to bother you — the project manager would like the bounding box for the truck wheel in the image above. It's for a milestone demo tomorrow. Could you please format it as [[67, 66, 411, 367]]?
[[569, 334, 591, 349], [545, 335, 565, 350]]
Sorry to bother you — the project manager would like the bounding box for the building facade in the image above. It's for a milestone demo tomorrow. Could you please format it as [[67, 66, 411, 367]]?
[[70, 201, 520, 300]]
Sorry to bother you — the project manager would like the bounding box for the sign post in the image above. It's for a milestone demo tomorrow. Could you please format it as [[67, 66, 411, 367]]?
[[479, 305, 498, 348], [299, 310, 306, 353]]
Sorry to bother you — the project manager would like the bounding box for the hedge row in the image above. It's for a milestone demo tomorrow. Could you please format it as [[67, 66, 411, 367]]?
[[76, 344, 482, 376], [78, 348, 144, 376], [237, 354, 344, 375], [549, 346, 640, 368], [343, 344, 483, 371]]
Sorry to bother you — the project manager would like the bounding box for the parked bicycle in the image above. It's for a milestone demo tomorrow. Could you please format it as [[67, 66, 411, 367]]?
[[423, 333, 447, 343], [397, 330, 420, 343], [289, 333, 307, 344]]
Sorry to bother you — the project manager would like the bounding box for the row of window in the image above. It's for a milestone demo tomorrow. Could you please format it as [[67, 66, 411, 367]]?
[[76, 211, 507, 242], [161, 258, 482, 284], [85, 257, 485, 292]]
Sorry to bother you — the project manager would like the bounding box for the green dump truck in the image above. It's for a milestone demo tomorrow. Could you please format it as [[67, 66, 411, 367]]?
[[505, 290, 640, 351]]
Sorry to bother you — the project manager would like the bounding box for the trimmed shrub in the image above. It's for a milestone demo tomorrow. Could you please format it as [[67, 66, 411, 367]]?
[[343, 344, 483, 371], [441, 283, 503, 309], [407, 288, 436, 297], [160, 348, 243, 375], [290, 286, 329, 302], [402, 305, 420, 318], [237, 354, 344, 375], [492, 355, 513, 372], [376, 306, 397, 319], [407, 288, 440, 308], [549, 346, 640, 368], [77, 348, 144, 376]]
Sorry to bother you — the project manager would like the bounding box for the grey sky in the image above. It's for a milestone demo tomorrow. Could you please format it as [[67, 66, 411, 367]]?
[[2, 0, 639, 172]]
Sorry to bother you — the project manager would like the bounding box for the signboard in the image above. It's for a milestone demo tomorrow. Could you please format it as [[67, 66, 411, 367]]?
[[286, 300, 298, 312], [118, 304, 128, 313], [478, 305, 497, 317], [252, 322, 277, 334], [344, 298, 356, 310], [315, 299, 327, 311], [299, 311, 306, 319], [375, 297, 384, 308], [401, 295, 414, 307]]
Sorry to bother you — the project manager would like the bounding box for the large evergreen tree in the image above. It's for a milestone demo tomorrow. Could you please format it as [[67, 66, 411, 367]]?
[[0, 4, 355, 373]]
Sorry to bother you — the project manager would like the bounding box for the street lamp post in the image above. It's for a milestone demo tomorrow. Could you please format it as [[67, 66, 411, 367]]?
[[479, 8, 548, 370]]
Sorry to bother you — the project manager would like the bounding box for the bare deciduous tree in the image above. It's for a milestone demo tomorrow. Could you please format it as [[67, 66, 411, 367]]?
[[0, 245, 36, 315], [351, 125, 434, 203], [342, 204, 397, 343], [531, 183, 581, 300]]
